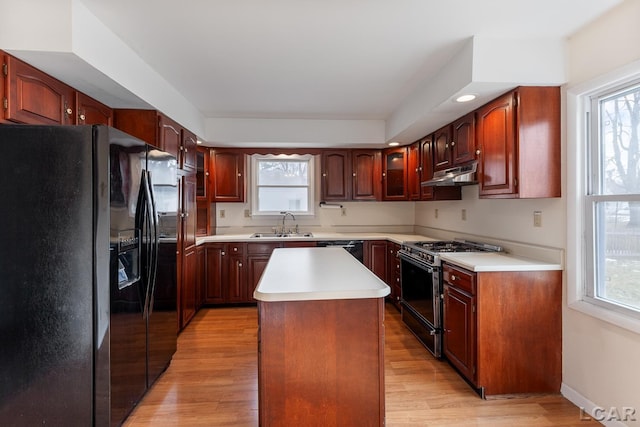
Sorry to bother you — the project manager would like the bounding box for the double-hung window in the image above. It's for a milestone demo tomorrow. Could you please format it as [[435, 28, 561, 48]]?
[[250, 154, 314, 216], [584, 78, 640, 319]]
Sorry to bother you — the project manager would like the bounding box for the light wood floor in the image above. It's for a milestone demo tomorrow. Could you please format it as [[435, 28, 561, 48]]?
[[124, 304, 598, 426]]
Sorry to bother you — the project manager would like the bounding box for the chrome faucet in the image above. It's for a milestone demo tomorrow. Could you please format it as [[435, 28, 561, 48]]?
[[280, 211, 296, 234]]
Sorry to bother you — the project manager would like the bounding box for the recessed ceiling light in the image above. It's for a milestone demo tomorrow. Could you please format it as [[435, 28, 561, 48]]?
[[196, 139, 203, 145], [455, 94, 477, 103], [388, 141, 400, 147]]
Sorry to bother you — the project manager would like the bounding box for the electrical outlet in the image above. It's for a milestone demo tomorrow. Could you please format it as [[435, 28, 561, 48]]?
[[534, 211, 542, 227], [341, 207, 347, 216], [461, 209, 467, 221], [220, 209, 225, 219], [435, 208, 439, 219], [244, 209, 250, 218]]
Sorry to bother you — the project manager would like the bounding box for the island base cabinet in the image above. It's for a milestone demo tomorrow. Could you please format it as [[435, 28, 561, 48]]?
[[258, 298, 385, 427]]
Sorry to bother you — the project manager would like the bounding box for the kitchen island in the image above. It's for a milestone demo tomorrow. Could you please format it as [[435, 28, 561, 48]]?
[[254, 247, 390, 427]]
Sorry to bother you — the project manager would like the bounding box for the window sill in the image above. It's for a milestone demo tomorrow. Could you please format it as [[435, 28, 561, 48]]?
[[568, 299, 640, 335]]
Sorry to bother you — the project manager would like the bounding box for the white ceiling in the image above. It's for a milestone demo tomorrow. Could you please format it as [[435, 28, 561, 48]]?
[[78, 0, 618, 122], [8, 0, 621, 145]]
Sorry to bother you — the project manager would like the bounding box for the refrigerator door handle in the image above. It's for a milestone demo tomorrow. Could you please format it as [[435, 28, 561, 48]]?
[[134, 170, 151, 317], [145, 171, 159, 317]]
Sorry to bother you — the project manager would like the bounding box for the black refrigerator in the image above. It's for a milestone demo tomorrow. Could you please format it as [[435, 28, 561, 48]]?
[[0, 125, 178, 426]]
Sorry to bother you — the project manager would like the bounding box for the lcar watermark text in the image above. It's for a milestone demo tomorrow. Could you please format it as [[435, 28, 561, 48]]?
[[581, 406, 637, 422]]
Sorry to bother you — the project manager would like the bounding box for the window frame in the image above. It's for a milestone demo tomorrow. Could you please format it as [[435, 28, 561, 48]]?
[[250, 153, 315, 217], [567, 60, 640, 334]]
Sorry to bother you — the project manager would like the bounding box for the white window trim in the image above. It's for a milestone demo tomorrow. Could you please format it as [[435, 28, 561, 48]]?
[[567, 59, 640, 335], [250, 154, 315, 217]]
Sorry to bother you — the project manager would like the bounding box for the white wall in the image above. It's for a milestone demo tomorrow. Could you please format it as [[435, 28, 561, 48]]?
[[563, 1, 640, 425], [415, 186, 565, 249]]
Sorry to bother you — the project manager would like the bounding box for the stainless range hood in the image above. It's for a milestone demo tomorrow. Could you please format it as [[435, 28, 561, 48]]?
[[421, 161, 478, 186]]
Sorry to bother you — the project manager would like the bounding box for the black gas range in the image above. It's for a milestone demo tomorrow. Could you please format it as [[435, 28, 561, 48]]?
[[398, 239, 502, 358], [399, 239, 503, 267]]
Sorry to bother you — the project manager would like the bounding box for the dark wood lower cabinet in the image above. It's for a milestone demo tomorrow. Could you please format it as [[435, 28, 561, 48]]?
[[387, 242, 401, 309], [442, 262, 562, 397], [204, 244, 226, 304], [443, 284, 476, 382], [258, 298, 385, 426], [365, 240, 387, 281], [180, 246, 198, 329]]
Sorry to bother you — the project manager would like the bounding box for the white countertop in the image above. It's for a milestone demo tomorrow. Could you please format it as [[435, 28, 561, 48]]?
[[253, 247, 391, 302], [197, 232, 563, 272], [439, 252, 562, 272], [197, 232, 431, 245]]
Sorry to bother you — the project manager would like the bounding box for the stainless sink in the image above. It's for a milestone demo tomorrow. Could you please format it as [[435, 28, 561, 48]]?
[[250, 232, 313, 238]]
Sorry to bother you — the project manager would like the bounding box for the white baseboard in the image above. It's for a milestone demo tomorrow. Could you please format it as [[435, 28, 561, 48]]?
[[561, 383, 631, 427]]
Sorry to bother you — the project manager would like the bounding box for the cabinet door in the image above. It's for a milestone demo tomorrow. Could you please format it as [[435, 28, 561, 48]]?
[[211, 149, 245, 202], [382, 147, 408, 200], [227, 254, 247, 302], [433, 124, 452, 171], [205, 244, 226, 303], [196, 245, 205, 308], [75, 92, 113, 126], [160, 114, 181, 161], [419, 135, 435, 200], [386, 242, 401, 308], [451, 112, 476, 165], [364, 240, 387, 281], [113, 109, 160, 147], [196, 147, 209, 201], [407, 142, 421, 200], [181, 128, 198, 171], [248, 256, 270, 302], [321, 150, 351, 201], [180, 174, 197, 248], [5, 55, 74, 125], [351, 149, 381, 200], [443, 285, 476, 383], [180, 247, 198, 329], [476, 92, 516, 196]]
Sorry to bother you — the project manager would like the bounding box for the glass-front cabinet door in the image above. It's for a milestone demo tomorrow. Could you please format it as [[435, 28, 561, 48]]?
[[382, 147, 408, 201]]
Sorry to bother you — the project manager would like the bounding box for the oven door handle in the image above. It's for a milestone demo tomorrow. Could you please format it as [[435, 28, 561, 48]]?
[[399, 253, 435, 273]]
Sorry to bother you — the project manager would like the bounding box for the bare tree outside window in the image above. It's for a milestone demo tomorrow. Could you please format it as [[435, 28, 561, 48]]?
[[593, 84, 640, 311]]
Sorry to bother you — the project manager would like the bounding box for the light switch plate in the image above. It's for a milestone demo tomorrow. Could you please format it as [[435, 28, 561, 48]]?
[[534, 211, 542, 227]]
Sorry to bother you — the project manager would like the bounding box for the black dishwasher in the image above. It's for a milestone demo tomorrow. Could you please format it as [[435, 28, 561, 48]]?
[[316, 240, 364, 264]]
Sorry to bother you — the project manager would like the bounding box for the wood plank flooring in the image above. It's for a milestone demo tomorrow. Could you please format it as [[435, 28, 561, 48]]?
[[124, 304, 597, 426]]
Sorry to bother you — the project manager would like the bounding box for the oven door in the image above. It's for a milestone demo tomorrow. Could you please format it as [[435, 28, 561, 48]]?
[[399, 253, 442, 358]]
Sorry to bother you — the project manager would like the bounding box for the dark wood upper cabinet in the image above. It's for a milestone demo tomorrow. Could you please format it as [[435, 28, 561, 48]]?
[[419, 135, 434, 200], [4, 54, 74, 125], [382, 147, 408, 201], [433, 124, 453, 171], [196, 147, 209, 201], [321, 150, 351, 201], [75, 92, 113, 126], [159, 114, 181, 161], [181, 128, 198, 171], [0, 54, 6, 124], [210, 149, 245, 202], [407, 142, 421, 200], [476, 86, 560, 199], [451, 112, 477, 165], [351, 149, 381, 201]]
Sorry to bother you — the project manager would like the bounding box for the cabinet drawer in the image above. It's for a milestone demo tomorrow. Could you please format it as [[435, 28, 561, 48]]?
[[443, 264, 475, 294], [247, 242, 282, 255], [228, 243, 246, 255]]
